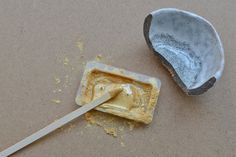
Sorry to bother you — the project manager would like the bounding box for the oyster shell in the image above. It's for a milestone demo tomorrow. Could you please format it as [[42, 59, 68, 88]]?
[[143, 8, 224, 95]]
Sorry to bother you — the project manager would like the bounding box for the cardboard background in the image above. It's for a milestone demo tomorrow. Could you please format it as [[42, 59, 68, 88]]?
[[0, 0, 235, 156]]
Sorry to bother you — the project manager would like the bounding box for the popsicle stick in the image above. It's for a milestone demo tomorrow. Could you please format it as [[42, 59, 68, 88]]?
[[0, 88, 122, 157]]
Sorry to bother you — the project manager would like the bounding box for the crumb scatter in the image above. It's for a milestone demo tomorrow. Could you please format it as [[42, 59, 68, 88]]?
[[84, 111, 139, 139], [104, 127, 117, 137], [95, 54, 103, 61]]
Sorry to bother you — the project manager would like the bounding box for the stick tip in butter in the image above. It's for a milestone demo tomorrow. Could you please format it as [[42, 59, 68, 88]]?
[[75, 61, 161, 124]]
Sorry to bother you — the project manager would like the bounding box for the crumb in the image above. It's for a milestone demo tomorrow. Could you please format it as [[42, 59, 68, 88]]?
[[54, 77, 61, 84], [104, 127, 117, 137], [85, 112, 96, 124], [83, 111, 136, 138], [76, 41, 84, 51], [95, 54, 103, 61], [63, 57, 69, 65], [51, 99, 61, 104], [53, 89, 62, 93]]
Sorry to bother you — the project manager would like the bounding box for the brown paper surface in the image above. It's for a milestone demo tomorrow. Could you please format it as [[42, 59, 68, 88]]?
[[0, 1, 235, 156]]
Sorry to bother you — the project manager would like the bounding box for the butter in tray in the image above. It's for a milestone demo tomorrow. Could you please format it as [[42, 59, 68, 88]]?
[[75, 61, 161, 124]]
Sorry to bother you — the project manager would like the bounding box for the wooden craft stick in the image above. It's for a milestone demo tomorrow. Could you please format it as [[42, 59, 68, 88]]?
[[0, 88, 122, 157]]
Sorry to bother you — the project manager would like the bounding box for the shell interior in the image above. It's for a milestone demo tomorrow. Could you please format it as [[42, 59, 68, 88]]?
[[144, 8, 224, 94]]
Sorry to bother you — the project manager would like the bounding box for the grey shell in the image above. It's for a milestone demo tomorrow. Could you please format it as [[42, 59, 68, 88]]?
[[143, 8, 224, 95]]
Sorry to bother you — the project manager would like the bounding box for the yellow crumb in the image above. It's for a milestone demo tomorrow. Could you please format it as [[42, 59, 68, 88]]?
[[95, 54, 103, 61], [54, 77, 61, 84], [104, 127, 117, 137], [63, 57, 69, 65], [51, 99, 61, 104], [85, 112, 96, 124], [53, 89, 62, 93], [76, 41, 84, 51]]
